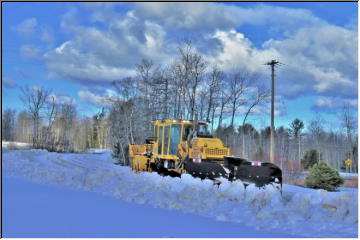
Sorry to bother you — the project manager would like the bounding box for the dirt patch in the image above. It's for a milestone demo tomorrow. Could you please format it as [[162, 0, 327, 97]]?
[[343, 178, 358, 188]]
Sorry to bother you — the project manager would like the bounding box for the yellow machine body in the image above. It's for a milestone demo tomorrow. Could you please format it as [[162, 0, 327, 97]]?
[[129, 119, 230, 175]]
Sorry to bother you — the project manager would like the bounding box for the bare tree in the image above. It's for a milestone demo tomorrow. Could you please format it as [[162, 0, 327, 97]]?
[[289, 118, 305, 169], [136, 59, 157, 121], [42, 95, 59, 150], [276, 126, 291, 170], [177, 40, 206, 120], [55, 102, 77, 152], [108, 99, 137, 165], [206, 65, 223, 122], [242, 85, 269, 126], [240, 85, 269, 157], [228, 71, 253, 127], [341, 104, 357, 172], [21, 86, 50, 147], [217, 79, 231, 128], [136, 59, 154, 103], [308, 115, 325, 164], [15, 111, 32, 142], [198, 89, 208, 121], [113, 77, 136, 101], [2, 108, 16, 141]]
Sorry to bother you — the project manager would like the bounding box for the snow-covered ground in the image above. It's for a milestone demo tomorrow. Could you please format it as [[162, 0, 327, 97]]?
[[3, 176, 295, 238], [2, 149, 358, 238]]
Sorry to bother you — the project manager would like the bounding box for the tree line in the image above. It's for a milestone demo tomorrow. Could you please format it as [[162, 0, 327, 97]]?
[[2, 40, 357, 173], [2, 87, 109, 152]]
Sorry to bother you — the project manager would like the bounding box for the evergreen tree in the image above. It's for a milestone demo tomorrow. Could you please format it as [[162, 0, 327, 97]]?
[[302, 149, 321, 170], [305, 160, 344, 191]]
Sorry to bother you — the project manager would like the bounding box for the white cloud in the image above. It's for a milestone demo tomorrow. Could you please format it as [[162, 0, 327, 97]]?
[[261, 25, 357, 98], [44, 9, 173, 85], [13, 18, 38, 37], [40, 2, 356, 112], [13, 17, 55, 45], [78, 89, 118, 107], [135, 3, 357, 102], [47, 93, 76, 105], [312, 96, 357, 112], [80, 2, 125, 23], [246, 96, 286, 117], [20, 45, 41, 59], [40, 27, 55, 43], [133, 2, 356, 101], [60, 7, 78, 30], [134, 2, 237, 32], [134, 3, 324, 33], [204, 25, 357, 99]]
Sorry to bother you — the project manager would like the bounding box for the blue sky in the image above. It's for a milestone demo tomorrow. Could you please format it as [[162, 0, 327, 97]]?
[[2, 2, 358, 130]]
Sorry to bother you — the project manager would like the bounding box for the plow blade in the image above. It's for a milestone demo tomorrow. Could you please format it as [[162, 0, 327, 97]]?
[[224, 156, 282, 188], [185, 161, 228, 180], [184, 157, 282, 189]]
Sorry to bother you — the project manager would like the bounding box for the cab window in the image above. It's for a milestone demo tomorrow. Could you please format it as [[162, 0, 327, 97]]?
[[198, 125, 208, 136], [158, 126, 163, 154], [163, 126, 170, 155], [154, 125, 158, 138], [170, 124, 181, 155], [183, 125, 192, 141]]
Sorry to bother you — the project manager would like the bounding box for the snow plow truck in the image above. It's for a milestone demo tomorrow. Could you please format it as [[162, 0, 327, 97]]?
[[129, 119, 282, 189]]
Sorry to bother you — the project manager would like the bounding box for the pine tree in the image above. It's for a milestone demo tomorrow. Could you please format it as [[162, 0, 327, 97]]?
[[302, 149, 321, 170], [305, 160, 344, 191]]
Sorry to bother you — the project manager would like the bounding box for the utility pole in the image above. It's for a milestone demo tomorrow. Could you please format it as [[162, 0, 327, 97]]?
[[265, 60, 280, 164]]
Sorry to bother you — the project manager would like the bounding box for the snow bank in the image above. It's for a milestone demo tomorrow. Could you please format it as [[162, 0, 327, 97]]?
[[3, 150, 358, 238]]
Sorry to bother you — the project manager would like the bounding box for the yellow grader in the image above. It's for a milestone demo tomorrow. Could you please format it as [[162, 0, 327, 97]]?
[[129, 119, 282, 189]]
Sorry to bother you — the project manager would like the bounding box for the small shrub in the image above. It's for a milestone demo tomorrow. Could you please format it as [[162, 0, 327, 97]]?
[[305, 160, 344, 191]]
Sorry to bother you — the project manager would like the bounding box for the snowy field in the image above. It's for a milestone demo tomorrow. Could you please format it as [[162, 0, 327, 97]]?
[[3, 176, 295, 238], [2, 149, 358, 238]]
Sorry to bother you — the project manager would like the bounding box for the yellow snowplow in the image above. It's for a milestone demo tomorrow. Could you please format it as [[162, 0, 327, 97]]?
[[129, 119, 282, 188]]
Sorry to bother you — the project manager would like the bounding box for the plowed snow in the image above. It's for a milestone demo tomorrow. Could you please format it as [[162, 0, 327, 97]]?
[[3, 149, 358, 237]]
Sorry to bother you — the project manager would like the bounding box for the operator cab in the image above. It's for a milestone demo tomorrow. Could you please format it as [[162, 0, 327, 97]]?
[[197, 124, 213, 138], [182, 122, 213, 140]]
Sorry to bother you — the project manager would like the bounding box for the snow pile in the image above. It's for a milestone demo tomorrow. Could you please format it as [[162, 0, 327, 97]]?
[[3, 149, 358, 237]]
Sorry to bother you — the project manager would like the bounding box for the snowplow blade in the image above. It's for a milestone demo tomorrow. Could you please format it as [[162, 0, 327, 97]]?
[[185, 161, 228, 180], [184, 156, 282, 189], [224, 156, 282, 188]]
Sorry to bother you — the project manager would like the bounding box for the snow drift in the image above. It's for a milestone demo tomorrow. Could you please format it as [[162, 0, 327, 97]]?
[[3, 149, 358, 237]]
